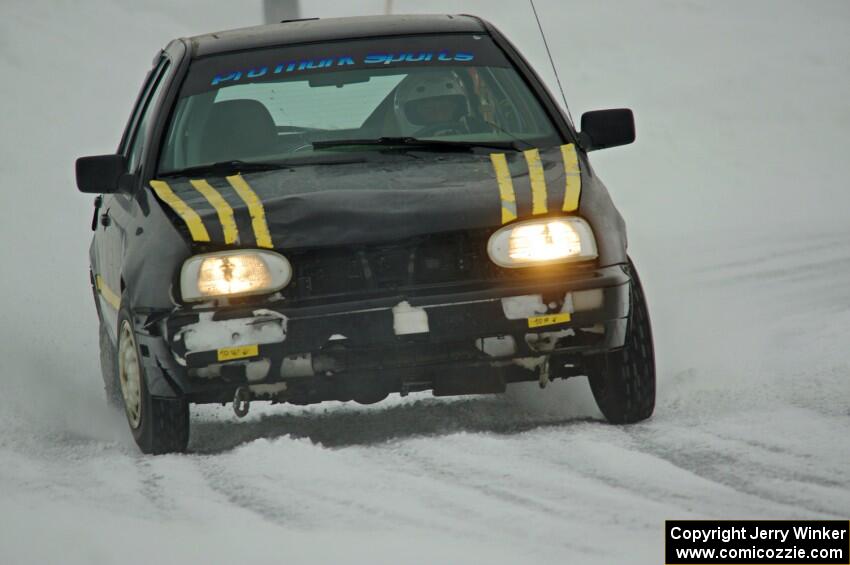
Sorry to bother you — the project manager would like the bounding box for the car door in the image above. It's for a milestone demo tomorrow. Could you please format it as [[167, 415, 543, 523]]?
[[93, 55, 171, 335]]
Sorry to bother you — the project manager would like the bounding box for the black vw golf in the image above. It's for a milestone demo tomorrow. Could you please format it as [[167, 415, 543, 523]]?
[[77, 15, 655, 454]]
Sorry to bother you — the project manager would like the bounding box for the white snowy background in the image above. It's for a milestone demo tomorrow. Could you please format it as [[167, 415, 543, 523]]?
[[1, 1, 849, 563]]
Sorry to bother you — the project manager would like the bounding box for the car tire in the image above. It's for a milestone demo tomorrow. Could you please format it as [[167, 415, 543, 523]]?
[[585, 258, 656, 424], [99, 321, 122, 406], [117, 295, 190, 454]]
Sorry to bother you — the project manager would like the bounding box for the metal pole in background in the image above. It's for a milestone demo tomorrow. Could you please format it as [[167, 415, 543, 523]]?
[[264, 0, 300, 23], [384, 0, 393, 14]]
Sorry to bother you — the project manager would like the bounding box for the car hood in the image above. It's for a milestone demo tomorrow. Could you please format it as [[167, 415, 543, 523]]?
[[149, 145, 583, 250]]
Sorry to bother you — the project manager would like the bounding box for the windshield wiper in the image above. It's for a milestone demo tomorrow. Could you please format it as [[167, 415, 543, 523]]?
[[311, 137, 522, 152], [158, 160, 292, 178]]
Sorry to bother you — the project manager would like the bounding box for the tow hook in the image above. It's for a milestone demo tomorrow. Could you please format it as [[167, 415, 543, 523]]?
[[233, 387, 251, 418], [538, 357, 551, 389]]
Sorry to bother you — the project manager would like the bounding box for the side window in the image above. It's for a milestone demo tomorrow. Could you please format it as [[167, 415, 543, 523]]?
[[124, 58, 171, 174]]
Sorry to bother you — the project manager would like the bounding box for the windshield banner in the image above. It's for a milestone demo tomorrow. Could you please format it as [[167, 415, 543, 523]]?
[[183, 35, 509, 96]]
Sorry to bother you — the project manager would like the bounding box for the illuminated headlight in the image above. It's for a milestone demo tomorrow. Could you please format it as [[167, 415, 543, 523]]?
[[180, 250, 292, 301], [487, 217, 598, 268]]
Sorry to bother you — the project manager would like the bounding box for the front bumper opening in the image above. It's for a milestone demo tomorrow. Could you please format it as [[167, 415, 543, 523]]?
[[140, 265, 630, 405]]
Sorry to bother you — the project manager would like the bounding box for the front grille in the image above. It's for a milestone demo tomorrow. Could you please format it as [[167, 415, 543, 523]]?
[[282, 229, 596, 303]]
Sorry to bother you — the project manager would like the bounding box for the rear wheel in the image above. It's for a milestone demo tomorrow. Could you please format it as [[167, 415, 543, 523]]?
[[117, 298, 189, 454], [585, 258, 656, 424]]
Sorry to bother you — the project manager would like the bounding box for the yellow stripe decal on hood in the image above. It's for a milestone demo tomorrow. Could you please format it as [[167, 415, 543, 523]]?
[[189, 179, 239, 244], [560, 144, 582, 212], [95, 274, 121, 311], [523, 148, 548, 215], [226, 174, 274, 249], [149, 180, 211, 242], [490, 153, 517, 224]]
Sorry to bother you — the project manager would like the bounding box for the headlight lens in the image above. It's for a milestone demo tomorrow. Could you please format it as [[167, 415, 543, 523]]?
[[181, 250, 292, 301], [487, 217, 598, 268]]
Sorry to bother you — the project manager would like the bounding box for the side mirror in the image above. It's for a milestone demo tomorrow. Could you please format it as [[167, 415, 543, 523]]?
[[580, 109, 635, 151], [75, 154, 128, 193]]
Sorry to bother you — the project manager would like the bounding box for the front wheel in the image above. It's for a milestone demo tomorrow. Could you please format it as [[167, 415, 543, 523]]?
[[585, 258, 656, 424], [117, 298, 189, 454], [99, 321, 122, 406]]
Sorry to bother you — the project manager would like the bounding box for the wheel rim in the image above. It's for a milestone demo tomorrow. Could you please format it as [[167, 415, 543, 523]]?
[[118, 320, 143, 429]]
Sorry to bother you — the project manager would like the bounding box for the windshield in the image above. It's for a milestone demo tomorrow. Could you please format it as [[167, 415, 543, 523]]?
[[158, 34, 561, 174]]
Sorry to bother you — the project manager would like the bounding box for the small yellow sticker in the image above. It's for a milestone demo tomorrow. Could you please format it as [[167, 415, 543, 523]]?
[[217, 344, 259, 362], [527, 312, 571, 328]]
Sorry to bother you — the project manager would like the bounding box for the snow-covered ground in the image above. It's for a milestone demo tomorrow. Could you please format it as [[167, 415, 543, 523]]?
[[1, 1, 848, 563]]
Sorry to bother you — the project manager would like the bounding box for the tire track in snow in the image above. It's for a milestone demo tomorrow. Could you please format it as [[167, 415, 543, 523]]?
[[193, 442, 471, 537], [690, 231, 850, 279], [360, 434, 614, 559], [193, 455, 311, 527], [135, 458, 182, 515], [625, 418, 850, 518]]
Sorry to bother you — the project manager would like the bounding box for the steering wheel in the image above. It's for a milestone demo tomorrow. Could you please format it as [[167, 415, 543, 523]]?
[[495, 99, 522, 132]]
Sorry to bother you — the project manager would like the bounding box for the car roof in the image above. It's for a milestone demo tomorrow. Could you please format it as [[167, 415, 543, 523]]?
[[186, 14, 488, 58]]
